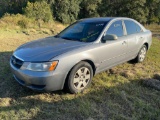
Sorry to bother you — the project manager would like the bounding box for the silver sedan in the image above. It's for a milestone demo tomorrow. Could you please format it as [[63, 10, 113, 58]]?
[[10, 17, 152, 93]]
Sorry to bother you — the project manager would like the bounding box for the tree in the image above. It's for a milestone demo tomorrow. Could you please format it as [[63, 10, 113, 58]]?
[[24, 1, 53, 22], [0, 0, 28, 17], [0, 0, 8, 17], [99, 0, 148, 24], [145, 0, 160, 24], [0, 0, 160, 24], [155, 4, 160, 23], [79, 0, 102, 18], [52, 0, 80, 24], [121, 0, 148, 23]]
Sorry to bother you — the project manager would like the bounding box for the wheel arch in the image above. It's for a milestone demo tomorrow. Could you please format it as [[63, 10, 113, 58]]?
[[144, 42, 149, 50], [82, 59, 96, 75], [63, 59, 96, 90]]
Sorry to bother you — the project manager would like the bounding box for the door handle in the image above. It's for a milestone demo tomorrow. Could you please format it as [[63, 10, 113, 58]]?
[[139, 37, 144, 40], [122, 41, 127, 45]]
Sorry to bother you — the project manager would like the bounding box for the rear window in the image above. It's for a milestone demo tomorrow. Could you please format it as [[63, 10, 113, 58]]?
[[124, 20, 137, 35], [135, 23, 143, 33]]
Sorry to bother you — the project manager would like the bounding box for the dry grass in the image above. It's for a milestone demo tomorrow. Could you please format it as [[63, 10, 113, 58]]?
[[0, 24, 160, 119]]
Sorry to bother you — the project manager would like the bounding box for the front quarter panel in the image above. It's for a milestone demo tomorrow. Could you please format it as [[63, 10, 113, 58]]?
[[50, 43, 102, 89]]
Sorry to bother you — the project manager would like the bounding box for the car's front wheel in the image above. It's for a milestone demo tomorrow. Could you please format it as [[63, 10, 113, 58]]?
[[66, 61, 93, 94]]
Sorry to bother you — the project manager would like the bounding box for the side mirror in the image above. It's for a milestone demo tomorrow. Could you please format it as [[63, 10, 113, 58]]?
[[102, 34, 118, 42]]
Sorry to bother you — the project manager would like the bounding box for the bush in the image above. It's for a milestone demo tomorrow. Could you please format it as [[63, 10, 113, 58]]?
[[24, 1, 53, 22], [17, 19, 28, 28], [1, 13, 30, 28]]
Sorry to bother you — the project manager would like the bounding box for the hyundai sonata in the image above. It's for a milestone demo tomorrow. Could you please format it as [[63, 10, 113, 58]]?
[[10, 17, 152, 93]]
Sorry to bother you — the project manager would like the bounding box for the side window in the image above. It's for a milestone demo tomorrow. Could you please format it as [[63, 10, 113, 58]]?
[[124, 20, 137, 35], [135, 23, 143, 33], [107, 20, 124, 37]]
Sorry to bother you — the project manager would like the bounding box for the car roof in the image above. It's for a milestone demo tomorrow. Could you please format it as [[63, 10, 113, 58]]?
[[78, 17, 132, 23], [78, 17, 146, 34]]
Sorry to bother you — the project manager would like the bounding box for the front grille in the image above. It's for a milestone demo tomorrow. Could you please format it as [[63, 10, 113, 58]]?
[[11, 56, 23, 69]]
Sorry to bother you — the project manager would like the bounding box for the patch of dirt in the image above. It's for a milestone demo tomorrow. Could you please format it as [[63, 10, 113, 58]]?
[[108, 68, 136, 78], [108, 68, 117, 74], [120, 71, 135, 78]]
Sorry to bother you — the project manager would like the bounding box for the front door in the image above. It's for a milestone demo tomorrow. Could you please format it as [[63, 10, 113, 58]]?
[[98, 20, 128, 71]]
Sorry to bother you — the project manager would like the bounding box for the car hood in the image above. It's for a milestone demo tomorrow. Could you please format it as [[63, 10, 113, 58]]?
[[13, 37, 89, 61]]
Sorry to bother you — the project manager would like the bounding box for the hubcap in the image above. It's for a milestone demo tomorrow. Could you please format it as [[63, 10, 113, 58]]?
[[73, 67, 90, 90], [139, 47, 146, 62]]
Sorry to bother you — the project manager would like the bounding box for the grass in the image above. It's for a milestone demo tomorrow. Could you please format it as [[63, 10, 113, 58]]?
[[0, 24, 160, 120]]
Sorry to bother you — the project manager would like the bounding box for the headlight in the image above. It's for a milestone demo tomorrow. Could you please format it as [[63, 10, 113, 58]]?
[[20, 61, 58, 71]]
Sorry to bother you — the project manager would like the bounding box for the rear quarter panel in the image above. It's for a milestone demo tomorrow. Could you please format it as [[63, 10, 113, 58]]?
[[140, 30, 152, 48], [144, 30, 152, 49]]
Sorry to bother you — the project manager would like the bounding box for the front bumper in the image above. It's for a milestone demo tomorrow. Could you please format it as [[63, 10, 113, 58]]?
[[10, 60, 66, 91]]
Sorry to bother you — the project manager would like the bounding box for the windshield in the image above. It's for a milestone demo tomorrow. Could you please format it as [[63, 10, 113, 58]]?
[[56, 21, 107, 42]]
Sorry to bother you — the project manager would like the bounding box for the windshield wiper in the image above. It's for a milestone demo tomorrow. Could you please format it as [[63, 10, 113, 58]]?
[[61, 37, 80, 41]]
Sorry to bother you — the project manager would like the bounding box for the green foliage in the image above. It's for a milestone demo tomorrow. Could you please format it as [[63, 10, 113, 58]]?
[[80, 0, 102, 18], [99, 0, 149, 23], [0, 0, 28, 17], [0, 0, 8, 17], [24, 1, 53, 22], [145, 0, 160, 23], [119, 0, 148, 23], [52, 0, 80, 24], [0, 0, 160, 24]]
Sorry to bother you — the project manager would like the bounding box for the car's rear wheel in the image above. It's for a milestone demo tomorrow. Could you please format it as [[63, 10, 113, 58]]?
[[66, 61, 93, 94], [133, 45, 147, 63]]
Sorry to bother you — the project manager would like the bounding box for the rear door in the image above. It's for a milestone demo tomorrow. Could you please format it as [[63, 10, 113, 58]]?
[[123, 20, 144, 58]]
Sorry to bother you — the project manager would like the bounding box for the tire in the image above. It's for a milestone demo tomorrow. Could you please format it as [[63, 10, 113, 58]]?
[[132, 45, 147, 63], [66, 61, 93, 94]]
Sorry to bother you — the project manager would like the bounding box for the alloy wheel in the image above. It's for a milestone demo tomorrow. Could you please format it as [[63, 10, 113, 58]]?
[[139, 46, 147, 62], [73, 67, 91, 90]]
